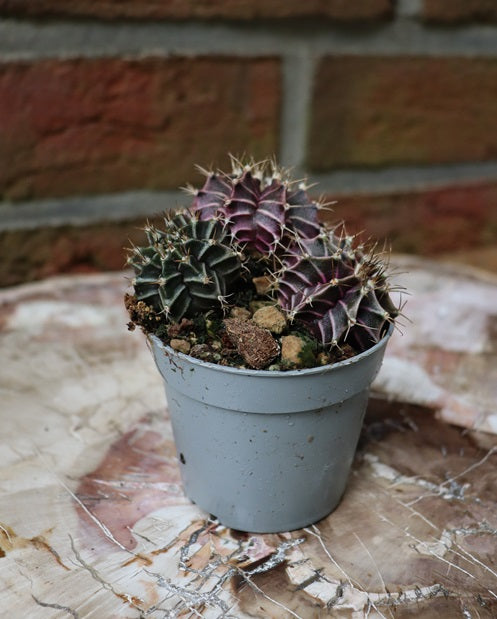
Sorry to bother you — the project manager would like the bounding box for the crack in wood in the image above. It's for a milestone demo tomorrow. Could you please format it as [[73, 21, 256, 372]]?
[[69, 535, 145, 612], [31, 594, 80, 618]]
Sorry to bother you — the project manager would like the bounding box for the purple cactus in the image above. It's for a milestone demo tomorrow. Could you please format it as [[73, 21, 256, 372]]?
[[276, 230, 398, 351], [190, 160, 321, 255]]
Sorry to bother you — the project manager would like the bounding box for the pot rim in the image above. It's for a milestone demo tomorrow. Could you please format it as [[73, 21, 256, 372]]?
[[148, 323, 393, 378]]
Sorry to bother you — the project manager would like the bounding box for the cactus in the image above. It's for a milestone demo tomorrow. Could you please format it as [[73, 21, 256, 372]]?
[[127, 158, 400, 363], [276, 228, 398, 351], [127, 210, 244, 321], [189, 158, 322, 255]]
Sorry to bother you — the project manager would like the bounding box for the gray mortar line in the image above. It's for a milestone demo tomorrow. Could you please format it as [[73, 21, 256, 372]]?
[[0, 19, 496, 60], [2, 162, 497, 231], [309, 161, 497, 194], [396, 0, 422, 18], [0, 190, 184, 231], [279, 50, 316, 170]]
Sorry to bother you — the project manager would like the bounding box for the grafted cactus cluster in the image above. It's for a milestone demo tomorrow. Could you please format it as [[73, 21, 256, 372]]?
[[128, 158, 399, 355], [128, 210, 243, 320]]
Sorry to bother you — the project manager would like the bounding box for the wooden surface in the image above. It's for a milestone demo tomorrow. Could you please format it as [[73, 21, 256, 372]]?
[[1, 256, 496, 618]]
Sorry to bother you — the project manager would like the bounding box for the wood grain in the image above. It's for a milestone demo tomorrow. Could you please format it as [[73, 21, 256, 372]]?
[[1, 259, 496, 617]]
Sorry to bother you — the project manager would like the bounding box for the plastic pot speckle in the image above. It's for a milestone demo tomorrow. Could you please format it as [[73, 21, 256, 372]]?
[[149, 327, 391, 533]]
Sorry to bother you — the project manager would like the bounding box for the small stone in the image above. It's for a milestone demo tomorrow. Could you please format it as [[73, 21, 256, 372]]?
[[280, 334, 316, 368], [230, 306, 251, 321], [190, 344, 210, 359], [252, 305, 287, 334], [223, 318, 279, 370], [281, 335, 306, 367], [252, 275, 273, 295], [249, 299, 276, 314], [170, 338, 191, 355], [317, 351, 331, 366]]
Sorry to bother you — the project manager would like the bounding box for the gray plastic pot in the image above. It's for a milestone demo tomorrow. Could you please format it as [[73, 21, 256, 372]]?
[[149, 327, 391, 533]]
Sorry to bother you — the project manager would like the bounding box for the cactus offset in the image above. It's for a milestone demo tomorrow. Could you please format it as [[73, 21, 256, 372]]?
[[128, 210, 244, 321], [190, 159, 321, 255], [276, 228, 398, 351]]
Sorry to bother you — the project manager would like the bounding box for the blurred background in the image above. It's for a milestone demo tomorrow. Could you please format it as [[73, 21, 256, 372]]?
[[0, 0, 496, 287]]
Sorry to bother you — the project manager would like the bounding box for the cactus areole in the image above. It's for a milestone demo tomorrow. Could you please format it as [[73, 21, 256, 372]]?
[[126, 157, 401, 371]]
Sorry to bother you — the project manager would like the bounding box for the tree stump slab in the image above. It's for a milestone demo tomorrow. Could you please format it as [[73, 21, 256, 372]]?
[[1, 258, 496, 618]]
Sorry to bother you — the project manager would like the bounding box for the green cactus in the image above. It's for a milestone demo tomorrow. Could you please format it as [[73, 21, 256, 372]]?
[[127, 210, 244, 321]]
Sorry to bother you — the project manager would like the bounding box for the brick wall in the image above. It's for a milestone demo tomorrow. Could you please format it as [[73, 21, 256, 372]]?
[[0, 1, 496, 285]]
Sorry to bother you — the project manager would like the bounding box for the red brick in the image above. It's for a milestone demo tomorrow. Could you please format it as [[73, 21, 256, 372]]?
[[422, 0, 497, 23], [319, 181, 497, 256], [0, 0, 393, 20], [0, 217, 165, 287], [308, 56, 497, 170], [0, 57, 280, 200]]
